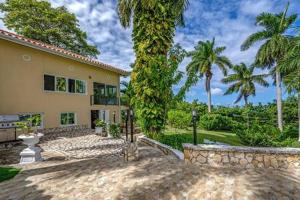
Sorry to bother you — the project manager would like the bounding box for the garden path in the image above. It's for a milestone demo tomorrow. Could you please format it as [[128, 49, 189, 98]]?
[[0, 133, 300, 199]]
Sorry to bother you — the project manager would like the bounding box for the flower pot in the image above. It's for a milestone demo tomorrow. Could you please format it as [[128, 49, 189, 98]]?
[[18, 133, 43, 164], [95, 127, 103, 134]]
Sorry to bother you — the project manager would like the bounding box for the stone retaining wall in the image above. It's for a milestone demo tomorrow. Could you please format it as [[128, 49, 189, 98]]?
[[40, 125, 92, 141], [183, 144, 300, 169], [139, 136, 183, 160]]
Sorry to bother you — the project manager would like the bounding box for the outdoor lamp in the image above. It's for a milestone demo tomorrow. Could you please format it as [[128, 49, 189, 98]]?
[[130, 109, 134, 143], [192, 109, 197, 145]]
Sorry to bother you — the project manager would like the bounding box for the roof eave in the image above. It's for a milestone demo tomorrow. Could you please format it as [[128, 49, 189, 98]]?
[[0, 33, 130, 76]]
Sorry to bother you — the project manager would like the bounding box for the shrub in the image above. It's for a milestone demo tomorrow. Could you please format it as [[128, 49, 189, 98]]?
[[278, 124, 299, 140], [94, 119, 106, 128], [167, 110, 192, 130], [109, 123, 121, 138], [155, 133, 193, 151], [199, 114, 234, 131]]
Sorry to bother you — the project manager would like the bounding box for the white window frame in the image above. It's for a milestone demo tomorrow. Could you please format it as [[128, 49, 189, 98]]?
[[44, 74, 87, 95], [18, 112, 44, 129], [60, 112, 77, 126]]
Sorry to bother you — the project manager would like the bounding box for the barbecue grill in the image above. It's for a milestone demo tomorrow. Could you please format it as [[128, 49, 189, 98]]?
[[0, 115, 20, 142]]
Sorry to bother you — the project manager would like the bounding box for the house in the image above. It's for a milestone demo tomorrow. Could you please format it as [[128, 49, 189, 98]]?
[[0, 29, 129, 132]]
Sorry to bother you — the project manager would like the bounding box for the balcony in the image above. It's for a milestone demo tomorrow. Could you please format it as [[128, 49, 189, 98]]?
[[90, 95, 119, 106]]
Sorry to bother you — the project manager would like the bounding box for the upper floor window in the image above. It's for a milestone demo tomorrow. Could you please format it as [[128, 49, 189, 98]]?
[[106, 85, 117, 97], [44, 74, 86, 94]]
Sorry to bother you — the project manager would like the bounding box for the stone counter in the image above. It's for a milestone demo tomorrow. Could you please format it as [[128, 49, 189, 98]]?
[[183, 143, 300, 169]]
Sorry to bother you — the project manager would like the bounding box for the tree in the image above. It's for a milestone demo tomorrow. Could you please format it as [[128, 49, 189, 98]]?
[[0, 0, 99, 58], [222, 63, 269, 106], [241, 3, 297, 131], [279, 35, 300, 140], [185, 38, 232, 113], [120, 80, 135, 107], [117, 0, 189, 134]]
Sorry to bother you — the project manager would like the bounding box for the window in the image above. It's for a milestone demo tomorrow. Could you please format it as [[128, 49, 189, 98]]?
[[44, 74, 86, 94], [19, 113, 43, 128], [56, 77, 67, 92], [106, 85, 117, 97], [44, 75, 55, 91], [68, 79, 75, 93], [76, 80, 86, 94], [60, 113, 76, 126]]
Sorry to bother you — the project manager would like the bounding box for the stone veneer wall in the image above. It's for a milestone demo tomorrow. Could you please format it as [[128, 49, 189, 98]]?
[[139, 136, 184, 160], [39, 125, 92, 141], [183, 144, 300, 169]]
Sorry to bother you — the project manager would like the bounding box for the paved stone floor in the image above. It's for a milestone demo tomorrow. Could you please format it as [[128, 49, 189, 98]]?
[[1, 133, 300, 200]]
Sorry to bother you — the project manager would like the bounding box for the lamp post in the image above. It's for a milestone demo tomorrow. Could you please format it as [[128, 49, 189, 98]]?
[[113, 111, 116, 123], [130, 109, 134, 143], [192, 109, 197, 145], [125, 110, 129, 141]]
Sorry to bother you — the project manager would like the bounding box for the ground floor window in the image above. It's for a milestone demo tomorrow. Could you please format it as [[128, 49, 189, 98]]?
[[60, 112, 76, 126], [18, 113, 43, 128]]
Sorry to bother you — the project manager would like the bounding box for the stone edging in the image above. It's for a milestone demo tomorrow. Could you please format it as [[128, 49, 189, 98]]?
[[183, 144, 300, 155], [138, 135, 184, 160], [183, 143, 300, 169]]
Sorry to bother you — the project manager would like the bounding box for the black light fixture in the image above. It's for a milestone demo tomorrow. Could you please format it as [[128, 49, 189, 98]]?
[[113, 111, 116, 123], [130, 108, 134, 143], [192, 109, 198, 145], [125, 110, 129, 141]]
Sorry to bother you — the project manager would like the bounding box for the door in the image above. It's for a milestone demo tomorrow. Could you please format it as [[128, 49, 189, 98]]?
[[91, 110, 99, 129]]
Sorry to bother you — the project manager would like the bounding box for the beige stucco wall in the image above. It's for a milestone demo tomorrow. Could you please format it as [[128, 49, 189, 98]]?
[[0, 39, 121, 128]]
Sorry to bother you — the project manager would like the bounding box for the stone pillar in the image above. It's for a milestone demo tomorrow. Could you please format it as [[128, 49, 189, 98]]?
[[123, 142, 139, 162]]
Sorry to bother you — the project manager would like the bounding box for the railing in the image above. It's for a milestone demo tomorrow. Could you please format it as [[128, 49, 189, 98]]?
[[90, 95, 119, 106]]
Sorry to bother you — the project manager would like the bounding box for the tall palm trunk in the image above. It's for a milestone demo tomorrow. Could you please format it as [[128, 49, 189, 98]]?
[[275, 68, 283, 131], [206, 74, 212, 113], [298, 92, 300, 141], [244, 95, 249, 106]]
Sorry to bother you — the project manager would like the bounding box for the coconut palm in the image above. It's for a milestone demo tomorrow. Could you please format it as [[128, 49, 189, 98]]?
[[222, 63, 269, 106], [279, 36, 300, 140], [241, 2, 297, 131], [117, 0, 189, 134], [186, 38, 232, 112]]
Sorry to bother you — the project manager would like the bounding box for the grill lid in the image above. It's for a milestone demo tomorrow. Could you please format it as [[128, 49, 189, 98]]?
[[0, 115, 20, 123]]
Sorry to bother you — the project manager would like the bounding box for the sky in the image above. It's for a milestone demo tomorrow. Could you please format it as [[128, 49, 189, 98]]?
[[0, 0, 299, 106]]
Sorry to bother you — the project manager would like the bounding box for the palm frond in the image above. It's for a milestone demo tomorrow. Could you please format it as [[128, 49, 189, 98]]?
[[241, 31, 271, 51], [117, 0, 133, 28]]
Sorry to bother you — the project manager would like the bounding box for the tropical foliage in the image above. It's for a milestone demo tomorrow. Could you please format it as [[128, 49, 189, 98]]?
[[241, 3, 297, 131], [222, 63, 269, 105], [0, 0, 99, 57], [184, 38, 232, 113]]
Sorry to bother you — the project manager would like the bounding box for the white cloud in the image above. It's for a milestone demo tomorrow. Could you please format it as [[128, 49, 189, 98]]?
[[211, 88, 223, 95]]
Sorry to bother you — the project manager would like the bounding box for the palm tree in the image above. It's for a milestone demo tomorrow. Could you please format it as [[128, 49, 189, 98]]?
[[117, 0, 189, 134], [279, 36, 300, 140], [186, 38, 232, 112], [241, 2, 297, 131], [120, 80, 135, 107], [222, 63, 269, 106]]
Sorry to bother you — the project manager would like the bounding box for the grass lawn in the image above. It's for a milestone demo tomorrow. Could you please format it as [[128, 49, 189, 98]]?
[[155, 127, 242, 151], [0, 167, 21, 182], [289, 141, 300, 148]]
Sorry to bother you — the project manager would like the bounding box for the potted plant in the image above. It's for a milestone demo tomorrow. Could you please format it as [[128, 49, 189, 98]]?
[[108, 123, 121, 138], [17, 115, 43, 164], [94, 119, 106, 134]]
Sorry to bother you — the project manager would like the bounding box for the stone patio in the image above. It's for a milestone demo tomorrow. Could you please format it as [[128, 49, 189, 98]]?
[[1, 132, 300, 200]]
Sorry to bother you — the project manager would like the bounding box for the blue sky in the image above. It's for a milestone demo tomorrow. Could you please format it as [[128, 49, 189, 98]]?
[[0, 0, 299, 106]]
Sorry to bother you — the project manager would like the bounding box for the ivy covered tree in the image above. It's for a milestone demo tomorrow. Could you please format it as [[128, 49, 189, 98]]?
[[0, 0, 100, 58], [117, 0, 189, 134]]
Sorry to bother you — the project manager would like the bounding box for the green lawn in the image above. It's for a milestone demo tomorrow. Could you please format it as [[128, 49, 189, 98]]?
[[0, 167, 21, 182], [155, 127, 242, 151], [290, 141, 300, 148]]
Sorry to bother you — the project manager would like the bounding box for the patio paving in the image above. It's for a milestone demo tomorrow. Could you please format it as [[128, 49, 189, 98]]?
[[1, 133, 300, 200]]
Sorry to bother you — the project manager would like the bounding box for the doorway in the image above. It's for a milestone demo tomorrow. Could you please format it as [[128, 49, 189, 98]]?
[[91, 110, 99, 129]]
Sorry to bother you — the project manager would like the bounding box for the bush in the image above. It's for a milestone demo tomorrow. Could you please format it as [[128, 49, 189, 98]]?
[[199, 114, 234, 131], [94, 119, 106, 128], [278, 124, 299, 140], [234, 123, 297, 147], [155, 133, 193, 151], [167, 110, 192, 130], [109, 123, 121, 138]]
